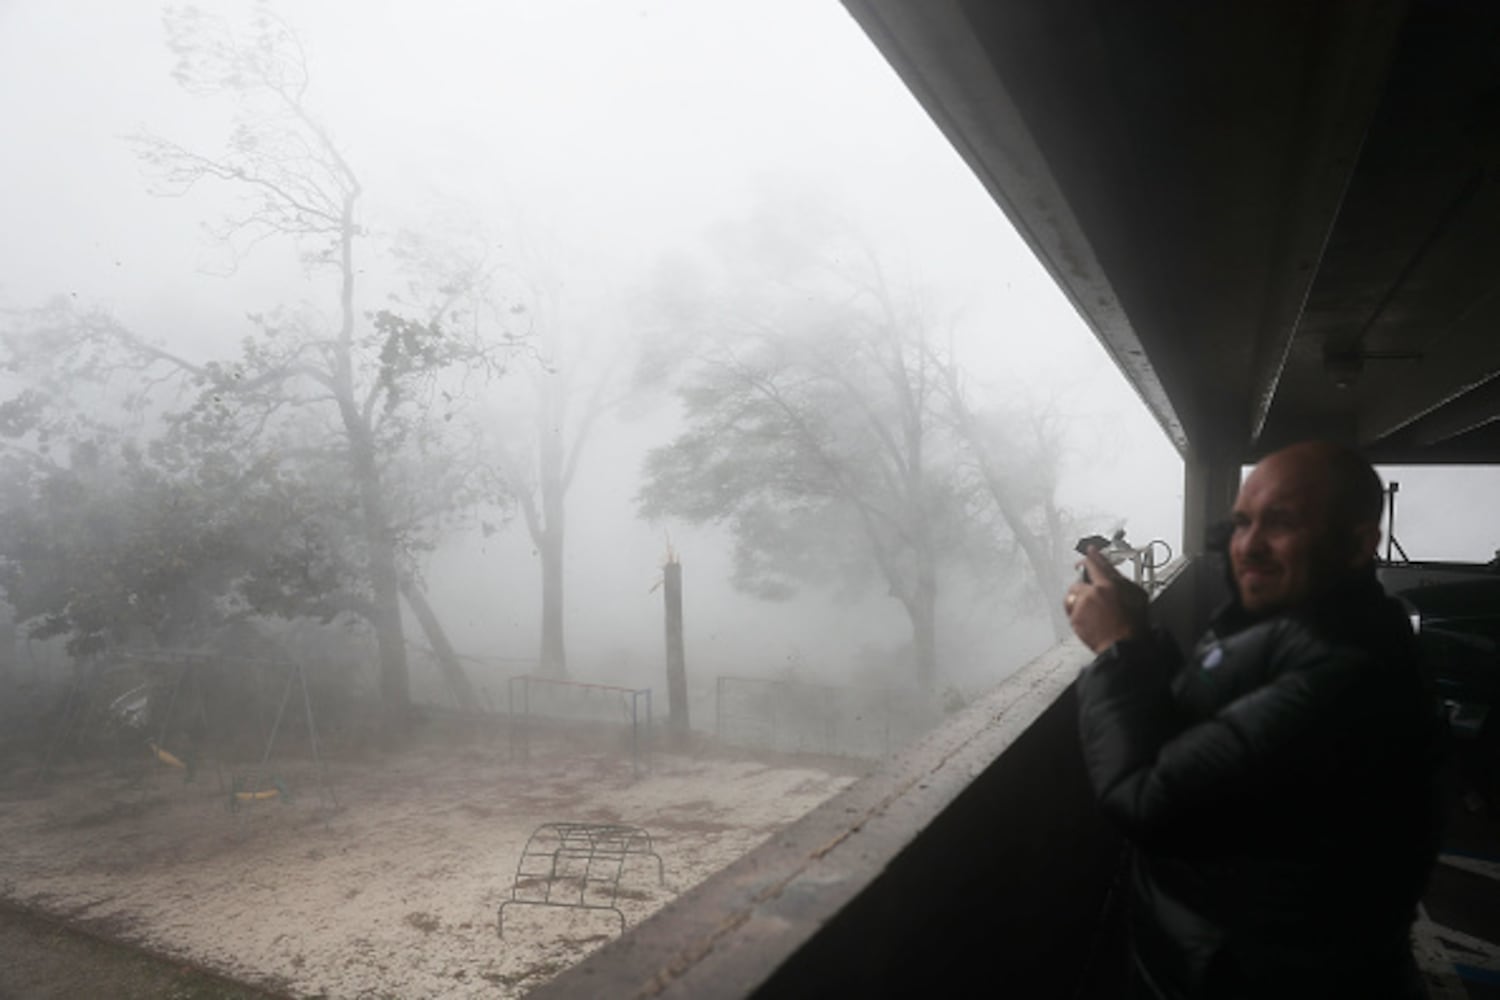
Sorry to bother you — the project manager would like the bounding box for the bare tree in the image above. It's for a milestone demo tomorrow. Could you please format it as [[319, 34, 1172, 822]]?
[[937, 358, 1077, 642], [494, 263, 623, 680]]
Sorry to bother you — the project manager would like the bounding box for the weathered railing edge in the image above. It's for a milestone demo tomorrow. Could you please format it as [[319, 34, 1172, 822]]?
[[527, 639, 1098, 998]]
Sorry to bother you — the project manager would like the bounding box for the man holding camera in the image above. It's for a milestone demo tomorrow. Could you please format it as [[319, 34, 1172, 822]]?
[[1066, 441, 1443, 999]]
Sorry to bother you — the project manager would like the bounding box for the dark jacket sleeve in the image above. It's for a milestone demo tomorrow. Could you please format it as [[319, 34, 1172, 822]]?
[[1076, 626, 1370, 846]]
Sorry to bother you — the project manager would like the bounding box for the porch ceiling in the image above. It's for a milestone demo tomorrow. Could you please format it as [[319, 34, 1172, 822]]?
[[842, 0, 1500, 464]]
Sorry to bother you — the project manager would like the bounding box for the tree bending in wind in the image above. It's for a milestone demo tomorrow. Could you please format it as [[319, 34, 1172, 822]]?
[[939, 365, 1080, 644], [638, 191, 971, 691], [0, 421, 367, 660], [115, 4, 515, 723]]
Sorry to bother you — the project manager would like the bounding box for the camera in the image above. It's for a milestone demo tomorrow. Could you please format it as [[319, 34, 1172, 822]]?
[[1074, 534, 1114, 582], [1074, 529, 1173, 592]]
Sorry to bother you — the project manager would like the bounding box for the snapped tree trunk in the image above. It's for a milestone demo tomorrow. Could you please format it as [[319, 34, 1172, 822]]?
[[534, 384, 568, 679], [400, 579, 479, 710], [537, 527, 566, 679], [663, 556, 689, 745]]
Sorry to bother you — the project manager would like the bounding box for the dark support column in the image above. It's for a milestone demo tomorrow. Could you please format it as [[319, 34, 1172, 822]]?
[[1182, 448, 1241, 558], [663, 556, 689, 746], [1182, 447, 1240, 637]]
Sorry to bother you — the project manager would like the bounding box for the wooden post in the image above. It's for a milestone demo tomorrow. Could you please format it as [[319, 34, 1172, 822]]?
[[664, 553, 689, 747]]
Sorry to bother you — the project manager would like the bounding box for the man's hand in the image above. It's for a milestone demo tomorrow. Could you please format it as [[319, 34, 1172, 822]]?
[[1065, 547, 1149, 654]]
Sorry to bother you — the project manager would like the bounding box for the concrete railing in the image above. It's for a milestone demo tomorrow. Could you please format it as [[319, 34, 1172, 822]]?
[[533, 559, 1203, 999]]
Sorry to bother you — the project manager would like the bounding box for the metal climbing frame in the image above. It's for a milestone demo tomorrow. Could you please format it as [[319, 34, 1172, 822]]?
[[497, 822, 665, 937]]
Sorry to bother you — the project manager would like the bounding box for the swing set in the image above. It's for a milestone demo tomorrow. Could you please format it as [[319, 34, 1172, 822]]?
[[38, 646, 337, 813]]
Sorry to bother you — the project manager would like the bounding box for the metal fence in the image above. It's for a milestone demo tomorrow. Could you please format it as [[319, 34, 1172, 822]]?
[[714, 675, 932, 760], [506, 674, 653, 773]]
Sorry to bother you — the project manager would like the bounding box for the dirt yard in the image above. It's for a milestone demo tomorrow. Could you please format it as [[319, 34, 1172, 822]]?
[[0, 720, 858, 998]]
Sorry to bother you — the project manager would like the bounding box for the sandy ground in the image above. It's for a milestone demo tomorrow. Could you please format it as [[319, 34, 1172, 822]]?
[[0, 724, 857, 998]]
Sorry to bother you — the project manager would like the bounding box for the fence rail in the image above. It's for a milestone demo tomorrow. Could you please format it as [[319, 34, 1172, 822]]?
[[506, 674, 653, 774], [714, 675, 930, 760]]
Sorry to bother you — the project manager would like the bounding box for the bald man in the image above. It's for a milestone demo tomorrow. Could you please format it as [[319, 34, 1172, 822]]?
[[1067, 442, 1443, 1000]]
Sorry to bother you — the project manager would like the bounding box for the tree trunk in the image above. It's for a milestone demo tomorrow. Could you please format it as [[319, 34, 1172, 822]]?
[[347, 423, 410, 728], [537, 527, 566, 679], [319, 183, 409, 729], [364, 502, 410, 728], [400, 579, 479, 710], [908, 599, 938, 693], [1013, 527, 1071, 643], [535, 380, 568, 679], [663, 556, 689, 746], [972, 453, 1072, 644], [1041, 494, 1072, 642], [904, 567, 940, 692]]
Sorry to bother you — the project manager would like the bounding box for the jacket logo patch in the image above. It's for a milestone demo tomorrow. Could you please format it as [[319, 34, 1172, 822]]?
[[1202, 645, 1224, 670]]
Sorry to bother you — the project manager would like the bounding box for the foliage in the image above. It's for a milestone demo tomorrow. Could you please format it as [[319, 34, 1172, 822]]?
[[638, 189, 977, 687], [0, 4, 519, 719], [639, 182, 1091, 683], [0, 437, 360, 657], [640, 317, 965, 597], [940, 372, 1085, 643]]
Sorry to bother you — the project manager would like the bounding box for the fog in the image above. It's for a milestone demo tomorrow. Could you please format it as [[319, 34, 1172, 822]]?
[[5, 0, 1494, 707], [0, 0, 1194, 719], [0, 0, 1196, 713], [7, 4, 1500, 996]]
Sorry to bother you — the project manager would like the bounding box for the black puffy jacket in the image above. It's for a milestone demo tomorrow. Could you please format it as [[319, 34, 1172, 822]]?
[[1077, 573, 1443, 999]]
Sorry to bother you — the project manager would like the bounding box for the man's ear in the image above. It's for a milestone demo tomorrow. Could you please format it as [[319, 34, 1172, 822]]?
[[1349, 521, 1381, 567]]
